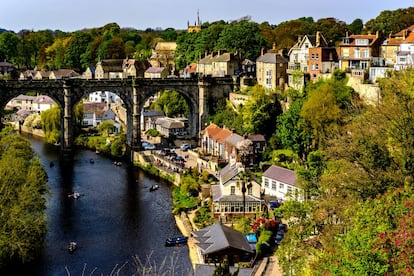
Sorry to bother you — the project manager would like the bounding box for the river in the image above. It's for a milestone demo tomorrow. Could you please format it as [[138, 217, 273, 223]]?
[[2, 134, 192, 276]]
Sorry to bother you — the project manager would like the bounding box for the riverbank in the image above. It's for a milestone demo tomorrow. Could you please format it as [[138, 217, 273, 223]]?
[[174, 212, 200, 268]]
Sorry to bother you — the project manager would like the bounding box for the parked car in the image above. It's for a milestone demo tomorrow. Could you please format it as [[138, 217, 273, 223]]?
[[141, 141, 156, 150], [180, 143, 192, 151], [278, 223, 288, 233], [269, 200, 280, 210], [275, 230, 285, 245]]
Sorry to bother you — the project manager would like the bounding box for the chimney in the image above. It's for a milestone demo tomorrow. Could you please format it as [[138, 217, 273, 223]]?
[[316, 31, 320, 47], [272, 42, 276, 51], [298, 35, 302, 43], [346, 31, 349, 38], [261, 47, 265, 56], [376, 30, 379, 38]]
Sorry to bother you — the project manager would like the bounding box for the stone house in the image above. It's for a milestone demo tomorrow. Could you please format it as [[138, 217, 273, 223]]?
[[144, 67, 169, 79], [211, 162, 263, 221], [19, 70, 37, 80], [33, 71, 51, 80], [256, 46, 288, 90], [82, 67, 95, 79], [123, 58, 150, 78], [262, 165, 303, 202], [140, 110, 164, 131], [95, 59, 124, 79], [192, 223, 255, 265], [154, 117, 187, 137], [148, 42, 177, 75], [0, 60, 16, 77], [6, 94, 35, 111], [49, 69, 80, 79], [197, 51, 240, 77]]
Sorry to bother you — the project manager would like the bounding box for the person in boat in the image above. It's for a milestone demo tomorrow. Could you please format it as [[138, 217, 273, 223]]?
[[68, 241, 77, 253], [149, 184, 159, 192]]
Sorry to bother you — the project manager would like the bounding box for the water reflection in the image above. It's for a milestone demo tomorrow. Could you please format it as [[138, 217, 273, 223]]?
[[1, 134, 192, 275]]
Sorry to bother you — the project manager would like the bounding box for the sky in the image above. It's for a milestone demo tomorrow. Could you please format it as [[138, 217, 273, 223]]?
[[2, 0, 413, 32]]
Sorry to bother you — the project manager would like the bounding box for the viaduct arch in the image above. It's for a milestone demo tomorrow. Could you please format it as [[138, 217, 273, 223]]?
[[0, 77, 235, 159]]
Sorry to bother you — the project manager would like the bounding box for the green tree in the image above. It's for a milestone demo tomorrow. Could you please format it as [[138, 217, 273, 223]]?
[[0, 127, 48, 267], [98, 120, 115, 137], [150, 90, 189, 118], [64, 31, 92, 72], [180, 175, 199, 197], [0, 32, 20, 64], [40, 106, 60, 144], [212, 258, 239, 276], [348, 18, 364, 34], [242, 85, 282, 138], [215, 20, 266, 60], [275, 99, 313, 162]]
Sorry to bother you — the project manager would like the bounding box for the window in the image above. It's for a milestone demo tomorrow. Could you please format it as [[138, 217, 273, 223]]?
[[362, 49, 369, 58], [248, 187, 253, 195], [264, 178, 269, 188], [315, 53, 319, 59], [354, 48, 360, 58], [315, 64, 319, 70], [355, 39, 369, 46], [311, 53, 315, 59], [279, 183, 284, 190], [272, 181, 277, 191], [231, 186, 235, 195]]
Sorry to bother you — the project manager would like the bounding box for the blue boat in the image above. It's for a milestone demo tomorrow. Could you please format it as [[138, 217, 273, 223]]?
[[165, 236, 188, 246]]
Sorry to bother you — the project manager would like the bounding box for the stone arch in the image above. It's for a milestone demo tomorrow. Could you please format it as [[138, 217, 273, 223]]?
[[134, 84, 200, 139]]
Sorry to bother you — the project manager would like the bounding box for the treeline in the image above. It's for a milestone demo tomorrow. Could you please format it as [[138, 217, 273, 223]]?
[[1, 7, 414, 73], [0, 127, 48, 268]]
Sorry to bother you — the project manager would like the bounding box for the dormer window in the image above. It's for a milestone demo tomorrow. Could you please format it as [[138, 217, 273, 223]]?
[[343, 38, 350, 44], [356, 39, 369, 46]]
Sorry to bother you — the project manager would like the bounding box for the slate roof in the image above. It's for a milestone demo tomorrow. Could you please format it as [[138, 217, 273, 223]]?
[[225, 133, 245, 147], [142, 110, 164, 117], [339, 34, 381, 47], [192, 223, 254, 255], [219, 162, 244, 185], [155, 117, 185, 129], [256, 52, 288, 64], [97, 59, 124, 72], [262, 165, 297, 187], [248, 134, 265, 142], [145, 67, 166, 74], [33, 95, 55, 105]]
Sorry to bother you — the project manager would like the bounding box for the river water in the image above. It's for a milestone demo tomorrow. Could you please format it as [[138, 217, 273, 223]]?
[[2, 134, 192, 276]]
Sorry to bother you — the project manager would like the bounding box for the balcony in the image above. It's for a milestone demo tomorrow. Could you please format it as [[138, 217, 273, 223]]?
[[287, 62, 301, 74]]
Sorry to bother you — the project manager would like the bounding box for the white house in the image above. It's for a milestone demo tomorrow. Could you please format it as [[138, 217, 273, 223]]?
[[211, 162, 263, 222], [262, 165, 303, 202], [33, 95, 55, 113], [88, 91, 119, 104]]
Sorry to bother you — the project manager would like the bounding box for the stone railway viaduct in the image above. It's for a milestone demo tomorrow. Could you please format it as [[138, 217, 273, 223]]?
[[0, 77, 235, 159]]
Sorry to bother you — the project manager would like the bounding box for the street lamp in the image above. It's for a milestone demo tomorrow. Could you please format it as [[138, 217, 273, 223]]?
[[241, 179, 246, 217]]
